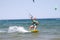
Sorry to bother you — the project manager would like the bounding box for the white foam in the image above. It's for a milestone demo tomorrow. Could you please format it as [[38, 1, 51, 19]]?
[[8, 26, 30, 33], [16, 27, 29, 32]]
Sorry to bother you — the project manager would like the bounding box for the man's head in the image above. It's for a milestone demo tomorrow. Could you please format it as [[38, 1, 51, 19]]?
[[33, 16, 36, 20]]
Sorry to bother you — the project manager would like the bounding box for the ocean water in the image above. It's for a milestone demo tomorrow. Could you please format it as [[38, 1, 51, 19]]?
[[0, 19, 60, 40]]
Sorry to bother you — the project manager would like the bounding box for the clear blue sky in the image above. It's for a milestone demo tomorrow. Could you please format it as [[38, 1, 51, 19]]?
[[0, 0, 60, 19]]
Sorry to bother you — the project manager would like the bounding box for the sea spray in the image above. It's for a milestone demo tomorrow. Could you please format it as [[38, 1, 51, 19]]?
[[8, 26, 30, 33]]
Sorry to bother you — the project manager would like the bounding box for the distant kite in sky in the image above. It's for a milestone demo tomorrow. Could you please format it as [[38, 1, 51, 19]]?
[[55, 8, 57, 11]]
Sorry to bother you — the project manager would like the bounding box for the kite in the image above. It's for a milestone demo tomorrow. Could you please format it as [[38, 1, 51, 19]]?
[[55, 8, 57, 11]]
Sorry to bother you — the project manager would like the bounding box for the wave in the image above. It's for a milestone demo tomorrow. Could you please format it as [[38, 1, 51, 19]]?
[[8, 26, 30, 33]]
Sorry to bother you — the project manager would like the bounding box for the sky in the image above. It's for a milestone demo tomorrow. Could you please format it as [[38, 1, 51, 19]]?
[[0, 0, 60, 20]]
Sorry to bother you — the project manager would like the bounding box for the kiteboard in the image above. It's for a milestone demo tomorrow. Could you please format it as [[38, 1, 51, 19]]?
[[31, 30, 39, 33]]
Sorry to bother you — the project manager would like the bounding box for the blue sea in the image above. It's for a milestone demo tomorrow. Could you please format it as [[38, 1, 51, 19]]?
[[0, 19, 60, 40]]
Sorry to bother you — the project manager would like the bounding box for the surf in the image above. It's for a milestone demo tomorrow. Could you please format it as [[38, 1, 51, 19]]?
[[8, 26, 30, 33]]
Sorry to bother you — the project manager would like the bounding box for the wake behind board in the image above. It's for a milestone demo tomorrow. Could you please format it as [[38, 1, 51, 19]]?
[[31, 30, 39, 33]]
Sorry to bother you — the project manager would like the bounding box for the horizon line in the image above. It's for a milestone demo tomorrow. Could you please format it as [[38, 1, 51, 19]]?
[[0, 18, 60, 20]]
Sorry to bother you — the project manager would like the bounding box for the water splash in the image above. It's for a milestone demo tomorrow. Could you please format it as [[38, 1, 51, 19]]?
[[8, 26, 30, 33]]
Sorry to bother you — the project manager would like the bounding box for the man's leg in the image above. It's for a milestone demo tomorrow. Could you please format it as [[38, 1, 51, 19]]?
[[34, 25, 37, 30], [29, 25, 34, 30]]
